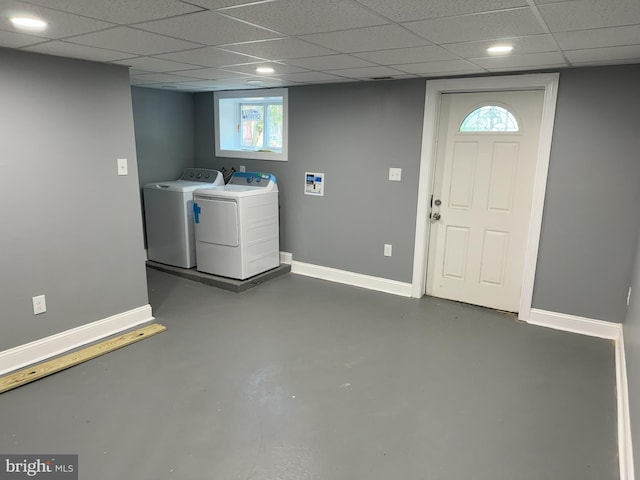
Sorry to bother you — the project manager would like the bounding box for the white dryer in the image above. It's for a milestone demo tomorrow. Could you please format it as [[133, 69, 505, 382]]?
[[193, 172, 279, 280], [143, 168, 224, 268]]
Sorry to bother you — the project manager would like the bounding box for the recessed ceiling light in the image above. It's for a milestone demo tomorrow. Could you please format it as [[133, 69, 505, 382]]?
[[487, 45, 513, 55], [10, 17, 48, 30], [255, 66, 275, 74]]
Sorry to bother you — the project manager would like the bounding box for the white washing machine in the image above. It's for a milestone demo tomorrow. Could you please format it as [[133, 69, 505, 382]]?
[[193, 172, 279, 280], [143, 168, 224, 268]]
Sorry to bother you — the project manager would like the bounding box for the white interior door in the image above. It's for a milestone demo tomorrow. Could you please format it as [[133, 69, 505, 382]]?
[[426, 90, 544, 312]]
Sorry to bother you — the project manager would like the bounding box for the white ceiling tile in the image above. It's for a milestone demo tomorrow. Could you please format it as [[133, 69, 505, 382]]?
[[170, 67, 253, 80], [353, 45, 457, 64], [0, 29, 44, 48], [170, 79, 244, 89], [23, 40, 134, 62], [554, 25, 640, 50], [221, 62, 308, 75], [22, 0, 203, 25], [131, 72, 199, 81], [417, 69, 485, 78], [301, 24, 429, 53], [276, 71, 352, 82], [219, 0, 389, 35], [287, 54, 375, 70], [221, 38, 335, 60], [155, 47, 262, 67], [533, 0, 575, 3], [569, 58, 640, 68], [114, 56, 202, 72], [403, 8, 545, 44], [67, 27, 201, 55], [130, 76, 162, 85], [539, 0, 640, 32], [221, 77, 290, 88], [183, 0, 272, 9], [129, 69, 151, 75], [393, 59, 484, 74], [485, 63, 567, 72], [356, 0, 528, 22], [328, 65, 407, 78], [472, 51, 567, 68], [135, 10, 281, 46], [445, 34, 559, 58], [565, 45, 640, 64], [0, 1, 113, 39]]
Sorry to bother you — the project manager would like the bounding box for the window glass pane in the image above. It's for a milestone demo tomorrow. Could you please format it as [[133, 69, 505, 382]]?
[[460, 105, 519, 132], [241, 104, 264, 147], [267, 104, 283, 149], [215, 88, 288, 161]]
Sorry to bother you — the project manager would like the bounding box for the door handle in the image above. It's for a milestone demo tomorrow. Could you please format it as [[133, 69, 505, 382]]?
[[431, 213, 441, 223]]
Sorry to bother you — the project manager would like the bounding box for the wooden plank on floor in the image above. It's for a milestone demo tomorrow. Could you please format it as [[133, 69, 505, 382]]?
[[0, 323, 167, 394]]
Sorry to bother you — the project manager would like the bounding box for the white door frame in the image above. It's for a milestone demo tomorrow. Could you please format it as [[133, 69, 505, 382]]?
[[411, 73, 560, 322]]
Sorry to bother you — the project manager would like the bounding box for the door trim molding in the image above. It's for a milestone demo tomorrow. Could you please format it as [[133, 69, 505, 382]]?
[[411, 73, 560, 323]]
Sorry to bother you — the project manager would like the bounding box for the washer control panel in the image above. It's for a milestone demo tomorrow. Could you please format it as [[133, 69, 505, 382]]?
[[180, 168, 221, 182], [228, 172, 276, 187]]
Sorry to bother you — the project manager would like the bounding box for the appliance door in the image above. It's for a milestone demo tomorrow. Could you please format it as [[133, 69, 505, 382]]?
[[195, 197, 239, 246], [144, 186, 193, 267]]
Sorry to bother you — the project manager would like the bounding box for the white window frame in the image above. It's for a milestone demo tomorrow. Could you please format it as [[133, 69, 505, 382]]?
[[214, 88, 289, 162]]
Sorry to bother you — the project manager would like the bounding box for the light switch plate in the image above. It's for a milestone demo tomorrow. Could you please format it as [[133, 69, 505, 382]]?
[[117, 158, 128, 176]]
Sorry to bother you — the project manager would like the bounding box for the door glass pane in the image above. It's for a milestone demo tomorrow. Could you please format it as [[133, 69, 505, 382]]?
[[460, 105, 519, 132]]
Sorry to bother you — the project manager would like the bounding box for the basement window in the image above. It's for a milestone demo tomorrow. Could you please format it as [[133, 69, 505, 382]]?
[[214, 88, 288, 161], [460, 105, 519, 132]]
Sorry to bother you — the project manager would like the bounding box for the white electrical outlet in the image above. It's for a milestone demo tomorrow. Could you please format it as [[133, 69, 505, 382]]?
[[384, 244, 393, 257], [389, 168, 402, 182], [239, 165, 246, 172], [32, 294, 46, 315], [117, 158, 128, 176]]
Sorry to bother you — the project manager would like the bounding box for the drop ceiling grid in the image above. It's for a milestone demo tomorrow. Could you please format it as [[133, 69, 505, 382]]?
[[0, 0, 637, 91], [21, 0, 205, 25]]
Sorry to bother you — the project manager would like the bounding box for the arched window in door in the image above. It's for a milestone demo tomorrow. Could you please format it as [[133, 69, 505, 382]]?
[[459, 105, 519, 132]]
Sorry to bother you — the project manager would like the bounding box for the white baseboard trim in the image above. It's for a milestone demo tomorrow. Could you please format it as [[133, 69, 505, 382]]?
[[290, 260, 413, 297], [528, 308, 621, 340], [528, 308, 633, 480], [0, 304, 154, 376], [617, 327, 635, 480], [280, 251, 293, 265]]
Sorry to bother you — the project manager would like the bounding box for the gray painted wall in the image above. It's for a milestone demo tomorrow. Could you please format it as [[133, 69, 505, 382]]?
[[191, 65, 640, 323], [194, 80, 425, 283], [532, 65, 640, 322], [625, 223, 640, 472], [131, 87, 195, 188], [0, 49, 149, 350], [131, 87, 195, 246]]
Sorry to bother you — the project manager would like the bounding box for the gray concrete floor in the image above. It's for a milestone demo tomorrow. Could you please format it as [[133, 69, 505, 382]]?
[[0, 269, 618, 479]]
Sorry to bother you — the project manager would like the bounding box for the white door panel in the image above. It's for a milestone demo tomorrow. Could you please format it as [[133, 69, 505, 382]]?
[[427, 90, 544, 312]]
